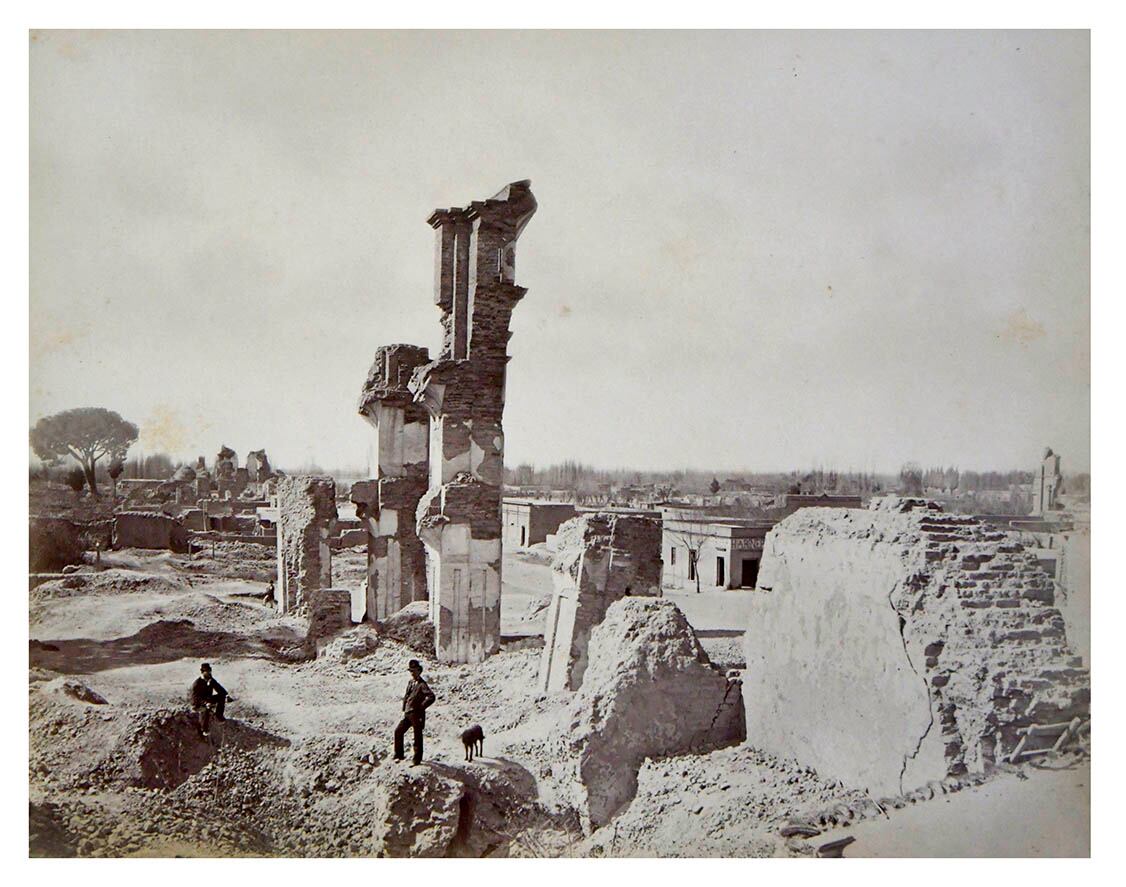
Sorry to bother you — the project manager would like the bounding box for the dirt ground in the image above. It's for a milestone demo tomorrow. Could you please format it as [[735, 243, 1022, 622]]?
[[28, 543, 1090, 857]]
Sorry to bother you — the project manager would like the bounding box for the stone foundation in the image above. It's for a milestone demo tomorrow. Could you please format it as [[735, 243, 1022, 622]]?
[[744, 500, 1090, 797], [275, 475, 337, 614], [539, 513, 663, 692]]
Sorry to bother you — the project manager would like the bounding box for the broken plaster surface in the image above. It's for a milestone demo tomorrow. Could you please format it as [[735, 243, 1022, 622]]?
[[744, 504, 1090, 798]]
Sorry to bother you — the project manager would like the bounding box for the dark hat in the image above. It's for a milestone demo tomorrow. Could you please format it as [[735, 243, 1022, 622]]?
[[201, 662, 212, 671], [408, 659, 422, 670]]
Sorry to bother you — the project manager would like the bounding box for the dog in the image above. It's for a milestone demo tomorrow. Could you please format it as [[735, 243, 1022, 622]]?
[[460, 724, 485, 761]]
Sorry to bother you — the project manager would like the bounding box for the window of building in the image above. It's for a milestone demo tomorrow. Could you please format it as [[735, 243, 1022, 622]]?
[[688, 550, 697, 581], [670, 547, 676, 566], [716, 557, 725, 587]]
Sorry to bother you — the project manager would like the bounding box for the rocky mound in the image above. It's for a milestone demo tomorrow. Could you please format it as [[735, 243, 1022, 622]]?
[[560, 598, 745, 832], [374, 766, 466, 856], [52, 678, 108, 705], [30, 682, 286, 793], [317, 625, 383, 662], [579, 744, 863, 857], [29, 800, 80, 857], [30, 569, 186, 601]]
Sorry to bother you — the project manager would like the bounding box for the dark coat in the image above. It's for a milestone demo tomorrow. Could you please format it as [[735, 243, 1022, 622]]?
[[402, 677, 435, 713], [191, 676, 228, 708]]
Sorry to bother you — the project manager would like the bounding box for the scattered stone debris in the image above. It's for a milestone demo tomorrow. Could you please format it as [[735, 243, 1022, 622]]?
[[53, 678, 109, 705], [816, 835, 855, 858], [379, 600, 436, 657]]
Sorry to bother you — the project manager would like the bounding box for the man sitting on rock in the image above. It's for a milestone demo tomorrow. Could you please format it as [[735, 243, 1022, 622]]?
[[190, 662, 231, 739], [393, 659, 436, 766]]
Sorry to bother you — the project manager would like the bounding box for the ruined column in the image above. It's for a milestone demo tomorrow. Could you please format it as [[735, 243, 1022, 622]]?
[[246, 449, 273, 484], [539, 513, 663, 692], [410, 181, 538, 664], [275, 475, 337, 613], [352, 344, 432, 623]]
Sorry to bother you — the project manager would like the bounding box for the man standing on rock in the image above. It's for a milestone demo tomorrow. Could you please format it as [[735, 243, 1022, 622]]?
[[393, 659, 435, 766], [190, 662, 230, 739]]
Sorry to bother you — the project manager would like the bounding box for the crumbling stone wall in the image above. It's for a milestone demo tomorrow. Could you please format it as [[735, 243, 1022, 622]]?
[[112, 512, 188, 553], [539, 513, 662, 692], [744, 500, 1090, 798], [30, 517, 85, 571], [409, 181, 538, 664], [353, 343, 432, 623], [1055, 529, 1090, 666], [275, 476, 337, 613]]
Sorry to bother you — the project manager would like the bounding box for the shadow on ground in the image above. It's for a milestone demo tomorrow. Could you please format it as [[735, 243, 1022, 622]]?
[[29, 619, 307, 674]]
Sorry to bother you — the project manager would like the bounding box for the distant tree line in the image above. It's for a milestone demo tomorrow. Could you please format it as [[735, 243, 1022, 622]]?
[[901, 464, 1037, 494]]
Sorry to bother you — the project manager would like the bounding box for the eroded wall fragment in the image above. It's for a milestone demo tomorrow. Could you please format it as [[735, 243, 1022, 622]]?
[[539, 513, 663, 692], [275, 475, 337, 613], [744, 501, 1090, 798]]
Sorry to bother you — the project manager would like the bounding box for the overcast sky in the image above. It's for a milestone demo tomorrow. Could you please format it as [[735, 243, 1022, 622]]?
[[30, 30, 1090, 474]]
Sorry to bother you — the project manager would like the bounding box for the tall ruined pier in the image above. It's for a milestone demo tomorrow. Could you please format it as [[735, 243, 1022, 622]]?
[[410, 181, 537, 663], [352, 344, 432, 622], [356, 181, 536, 662]]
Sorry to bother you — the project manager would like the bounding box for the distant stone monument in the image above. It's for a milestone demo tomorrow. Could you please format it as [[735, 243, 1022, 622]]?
[[1032, 446, 1063, 515]]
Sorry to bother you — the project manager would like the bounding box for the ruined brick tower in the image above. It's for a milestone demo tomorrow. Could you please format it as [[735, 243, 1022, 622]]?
[[356, 181, 536, 662], [410, 180, 538, 663], [352, 344, 432, 622]]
